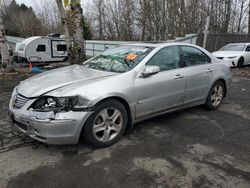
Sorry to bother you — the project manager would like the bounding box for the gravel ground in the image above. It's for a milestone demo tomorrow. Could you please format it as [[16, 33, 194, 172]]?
[[0, 74, 35, 153], [0, 70, 250, 188], [231, 66, 250, 78]]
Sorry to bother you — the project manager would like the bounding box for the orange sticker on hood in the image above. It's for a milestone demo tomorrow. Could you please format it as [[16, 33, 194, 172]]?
[[126, 53, 138, 61]]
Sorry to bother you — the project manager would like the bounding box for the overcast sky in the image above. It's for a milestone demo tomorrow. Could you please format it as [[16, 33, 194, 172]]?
[[16, 0, 45, 7]]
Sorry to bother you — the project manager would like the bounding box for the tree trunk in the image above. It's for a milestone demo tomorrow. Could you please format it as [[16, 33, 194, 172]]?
[[0, 17, 12, 72], [71, 0, 86, 63], [55, 0, 73, 63]]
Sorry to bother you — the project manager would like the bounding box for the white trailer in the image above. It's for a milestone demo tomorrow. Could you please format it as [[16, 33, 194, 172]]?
[[14, 36, 68, 63]]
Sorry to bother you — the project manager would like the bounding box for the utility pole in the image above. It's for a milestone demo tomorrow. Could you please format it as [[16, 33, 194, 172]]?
[[248, 0, 250, 33], [203, 16, 210, 49]]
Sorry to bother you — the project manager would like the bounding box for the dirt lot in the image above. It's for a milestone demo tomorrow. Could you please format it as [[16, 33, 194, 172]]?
[[0, 69, 250, 188]]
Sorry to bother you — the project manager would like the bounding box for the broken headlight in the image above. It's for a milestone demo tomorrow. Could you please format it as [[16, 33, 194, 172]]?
[[29, 96, 77, 112]]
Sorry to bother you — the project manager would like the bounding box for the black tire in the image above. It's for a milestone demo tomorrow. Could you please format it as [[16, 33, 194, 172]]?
[[205, 81, 225, 110], [83, 99, 128, 147], [237, 57, 244, 68]]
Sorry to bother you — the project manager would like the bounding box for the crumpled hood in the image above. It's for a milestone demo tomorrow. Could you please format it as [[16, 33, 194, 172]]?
[[212, 51, 243, 58], [17, 65, 117, 97]]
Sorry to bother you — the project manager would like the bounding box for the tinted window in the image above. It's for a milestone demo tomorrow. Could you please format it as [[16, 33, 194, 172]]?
[[181, 46, 210, 66], [57, 44, 67, 51], [36, 45, 46, 52], [147, 46, 180, 71], [246, 45, 250, 52]]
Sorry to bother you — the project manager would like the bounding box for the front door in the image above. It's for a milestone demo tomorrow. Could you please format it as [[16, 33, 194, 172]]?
[[135, 46, 185, 119]]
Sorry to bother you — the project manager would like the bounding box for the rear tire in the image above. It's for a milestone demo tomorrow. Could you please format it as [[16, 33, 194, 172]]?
[[83, 99, 127, 148], [237, 57, 244, 68], [205, 81, 225, 110]]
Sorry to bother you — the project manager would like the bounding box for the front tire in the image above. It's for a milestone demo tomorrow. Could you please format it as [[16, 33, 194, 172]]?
[[205, 81, 225, 110], [83, 99, 128, 147], [237, 57, 244, 68]]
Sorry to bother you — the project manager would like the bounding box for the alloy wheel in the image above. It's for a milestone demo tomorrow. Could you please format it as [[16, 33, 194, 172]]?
[[211, 84, 223, 107], [93, 107, 123, 142]]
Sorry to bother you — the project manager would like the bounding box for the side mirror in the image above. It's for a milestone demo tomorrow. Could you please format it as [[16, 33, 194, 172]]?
[[142, 65, 160, 77]]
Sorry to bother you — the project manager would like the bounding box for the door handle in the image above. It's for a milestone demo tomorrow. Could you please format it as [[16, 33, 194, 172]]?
[[174, 74, 184, 79], [206, 68, 213, 73]]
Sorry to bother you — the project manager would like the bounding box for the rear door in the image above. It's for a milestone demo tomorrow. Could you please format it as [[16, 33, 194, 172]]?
[[180, 46, 214, 104]]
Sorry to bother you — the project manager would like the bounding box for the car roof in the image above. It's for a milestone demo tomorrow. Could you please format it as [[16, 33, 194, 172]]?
[[123, 42, 193, 48]]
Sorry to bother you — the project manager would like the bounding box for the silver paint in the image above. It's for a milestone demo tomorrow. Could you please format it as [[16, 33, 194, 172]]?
[[9, 43, 232, 145]]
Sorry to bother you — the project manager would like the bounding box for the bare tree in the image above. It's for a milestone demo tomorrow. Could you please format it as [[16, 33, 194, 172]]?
[[237, 0, 248, 33], [93, 0, 104, 39], [35, 0, 62, 34], [0, 17, 12, 72], [84, 0, 250, 40]]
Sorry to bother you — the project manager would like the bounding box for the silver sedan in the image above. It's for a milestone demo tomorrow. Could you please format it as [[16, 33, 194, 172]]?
[[8, 43, 232, 147]]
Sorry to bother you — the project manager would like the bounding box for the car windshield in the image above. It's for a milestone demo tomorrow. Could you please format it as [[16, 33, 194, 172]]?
[[82, 45, 154, 73], [220, 44, 245, 51]]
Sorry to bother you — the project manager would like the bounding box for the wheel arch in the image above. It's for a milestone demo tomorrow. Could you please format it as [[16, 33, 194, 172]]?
[[92, 96, 134, 130], [79, 95, 134, 139], [237, 56, 244, 67]]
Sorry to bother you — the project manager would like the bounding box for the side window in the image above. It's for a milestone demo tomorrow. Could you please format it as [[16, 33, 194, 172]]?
[[181, 46, 211, 66], [36, 45, 46, 52], [57, 44, 67, 51], [246, 45, 250, 52], [147, 46, 180, 71]]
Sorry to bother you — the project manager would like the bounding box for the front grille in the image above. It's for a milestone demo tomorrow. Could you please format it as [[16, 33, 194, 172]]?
[[14, 94, 30, 109]]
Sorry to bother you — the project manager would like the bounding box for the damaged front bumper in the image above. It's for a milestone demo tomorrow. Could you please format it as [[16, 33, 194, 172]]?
[[8, 94, 93, 145]]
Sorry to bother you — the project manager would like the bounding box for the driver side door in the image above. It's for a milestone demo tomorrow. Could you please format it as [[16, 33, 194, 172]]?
[[134, 46, 186, 119]]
